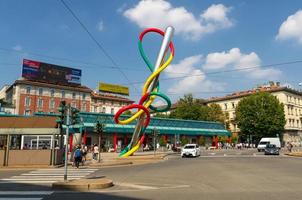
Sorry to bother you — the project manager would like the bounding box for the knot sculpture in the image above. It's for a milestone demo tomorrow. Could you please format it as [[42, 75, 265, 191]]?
[[114, 27, 175, 157]]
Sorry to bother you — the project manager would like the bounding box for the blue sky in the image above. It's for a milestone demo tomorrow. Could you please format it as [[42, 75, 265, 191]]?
[[1, 0, 302, 104]]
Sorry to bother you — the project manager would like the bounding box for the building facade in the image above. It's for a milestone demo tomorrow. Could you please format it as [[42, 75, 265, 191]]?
[[90, 92, 134, 114], [206, 83, 302, 146], [5, 79, 92, 115]]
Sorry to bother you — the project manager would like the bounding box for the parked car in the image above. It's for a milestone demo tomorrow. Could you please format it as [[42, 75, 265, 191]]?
[[264, 144, 280, 155], [257, 137, 281, 152], [181, 144, 201, 157]]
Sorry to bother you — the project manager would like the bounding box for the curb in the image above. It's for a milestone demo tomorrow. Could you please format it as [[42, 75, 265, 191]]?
[[52, 178, 113, 191], [89, 161, 133, 167]]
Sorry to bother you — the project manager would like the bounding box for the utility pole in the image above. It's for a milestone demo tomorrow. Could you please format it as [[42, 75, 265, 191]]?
[[153, 128, 157, 157], [64, 104, 70, 182], [95, 121, 104, 163]]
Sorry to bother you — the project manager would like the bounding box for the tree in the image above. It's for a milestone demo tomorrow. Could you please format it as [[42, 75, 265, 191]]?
[[235, 92, 286, 140], [205, 103, 225, 123], [169, 94, 225, 122], [170, 94, 202, 120]]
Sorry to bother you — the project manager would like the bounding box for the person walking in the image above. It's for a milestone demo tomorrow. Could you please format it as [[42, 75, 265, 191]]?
[[93, 144, 99, 161], [73, 146, 82, 168]]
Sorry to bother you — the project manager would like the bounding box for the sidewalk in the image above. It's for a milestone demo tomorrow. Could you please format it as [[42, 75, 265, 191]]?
[[86, 151, 170, 167]]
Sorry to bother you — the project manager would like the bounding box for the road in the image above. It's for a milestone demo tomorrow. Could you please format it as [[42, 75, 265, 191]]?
[[0, 149, 302, 200]]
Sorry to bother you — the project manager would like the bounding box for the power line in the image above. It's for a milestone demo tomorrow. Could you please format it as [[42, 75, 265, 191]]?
[[122, 60, 302, 85], [59, 0, 140, 94]]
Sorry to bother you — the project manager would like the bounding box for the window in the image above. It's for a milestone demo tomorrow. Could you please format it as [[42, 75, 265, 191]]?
[[82, 93, 86, 100], [61, 91, 65, 99], [287, 95, 289, 102], [297, 120, 300, 128], [50, 99, 55, 109], [25, 97, 31, 107], [102, 107, 106, 113], [232, 102, 235, 109], [24, 109, 31, 116], [81, 103, 86, 111], [295, 97, 297, 104], [50, 89, 55, 97], [72, 92, 76, 99], [38, 88, 43, 96], [37, 98, 43, 108], [224, 103, 228, 110], [26, 86, 31, 94], [111, 108, 114, 114], [94, 106, 97, 113], [288, 106, 291, 115], [296, 109, 298, 116]]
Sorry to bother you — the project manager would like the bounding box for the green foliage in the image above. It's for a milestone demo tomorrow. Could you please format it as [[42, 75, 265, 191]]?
[[170, 94, 202, 120], [235, 92, 286, 139], [198, 136, 206, 146], [231, 136, 238, 143], [159, 137, 167, 147], [218, 136, 228, 143], [121, 110, 132, 115], [169, 94, 225, 122], [180, 136, 189, 146]]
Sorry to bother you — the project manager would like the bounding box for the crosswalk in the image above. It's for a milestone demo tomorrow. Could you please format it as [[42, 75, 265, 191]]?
[[0, 168, 99, 185], [0, 191, 53, 200]]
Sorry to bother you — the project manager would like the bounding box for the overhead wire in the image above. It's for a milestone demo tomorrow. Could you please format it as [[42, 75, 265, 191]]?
[[59, 0, 140, 94]]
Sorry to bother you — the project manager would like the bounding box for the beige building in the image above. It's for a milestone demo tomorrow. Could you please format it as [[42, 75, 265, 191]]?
[[206, 83, 302, 146]]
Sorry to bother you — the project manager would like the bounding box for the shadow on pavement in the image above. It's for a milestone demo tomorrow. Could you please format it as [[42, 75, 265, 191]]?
[[0, 182, 148, 200]]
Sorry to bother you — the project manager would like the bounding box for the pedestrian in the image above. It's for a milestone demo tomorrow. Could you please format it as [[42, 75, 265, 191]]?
[[81, 144, 88, 165], [74, 145, 82, 168], [287, 142, 293, 153], [93, 144, 99, 161]]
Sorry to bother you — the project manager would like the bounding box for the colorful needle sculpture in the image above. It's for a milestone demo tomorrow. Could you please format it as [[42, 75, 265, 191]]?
[[114, 26, 175, 158]]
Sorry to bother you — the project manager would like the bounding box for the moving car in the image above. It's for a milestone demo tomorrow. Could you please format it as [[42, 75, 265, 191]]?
[[181, 144, 201, 157], [257, 137, 281, 152], [264, 144, 280, 155]]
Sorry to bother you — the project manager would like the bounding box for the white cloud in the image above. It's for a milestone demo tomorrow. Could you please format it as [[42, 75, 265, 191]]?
[[200, 4, 233, 28], [12, 45, 22, 51], [276, 10, 302, 43], [203, 48, 281, 79], [165, 55, 224, 95], [123, 0, 233, 40], [97, 20, 104, 31]]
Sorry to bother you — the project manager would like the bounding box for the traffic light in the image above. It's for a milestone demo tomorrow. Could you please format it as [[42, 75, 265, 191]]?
[[94, 121, 104, 134], [70, 107, 80, 125], [56, 101, 66, 126]]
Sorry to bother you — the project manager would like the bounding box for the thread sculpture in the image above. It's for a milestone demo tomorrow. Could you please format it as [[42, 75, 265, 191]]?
[[114, 26, 175, 158]]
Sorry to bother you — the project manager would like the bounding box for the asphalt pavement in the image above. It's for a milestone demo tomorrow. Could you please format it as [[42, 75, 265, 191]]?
[[1, 149, 302, 200]]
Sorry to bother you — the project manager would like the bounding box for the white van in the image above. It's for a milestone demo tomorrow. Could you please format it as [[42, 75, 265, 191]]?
[[257, 138, 281, 152]]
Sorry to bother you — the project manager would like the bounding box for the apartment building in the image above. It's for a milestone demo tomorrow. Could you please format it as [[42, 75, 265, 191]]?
[[206, 83, 302, 145], [5, 79, 92, 115], [90, 91, 134, 114]]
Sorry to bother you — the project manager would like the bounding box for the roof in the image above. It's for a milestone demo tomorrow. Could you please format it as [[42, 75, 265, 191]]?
[[206, 86, 302, 103], [7, 79, 92, 93], [91, 92, 134, 103], [75, 112, 231, 136], [0, 116, 57, 128]]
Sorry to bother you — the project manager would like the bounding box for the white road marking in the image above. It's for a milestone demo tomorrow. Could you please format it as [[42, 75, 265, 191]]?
[[0, 168, 98, 184], [0, 198, 42, 200], [0, 191, 53, 195]]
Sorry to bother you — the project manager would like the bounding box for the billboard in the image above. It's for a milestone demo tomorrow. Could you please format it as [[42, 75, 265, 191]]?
[[99, 82, 129, 96], [22, 59, 82, 85]]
